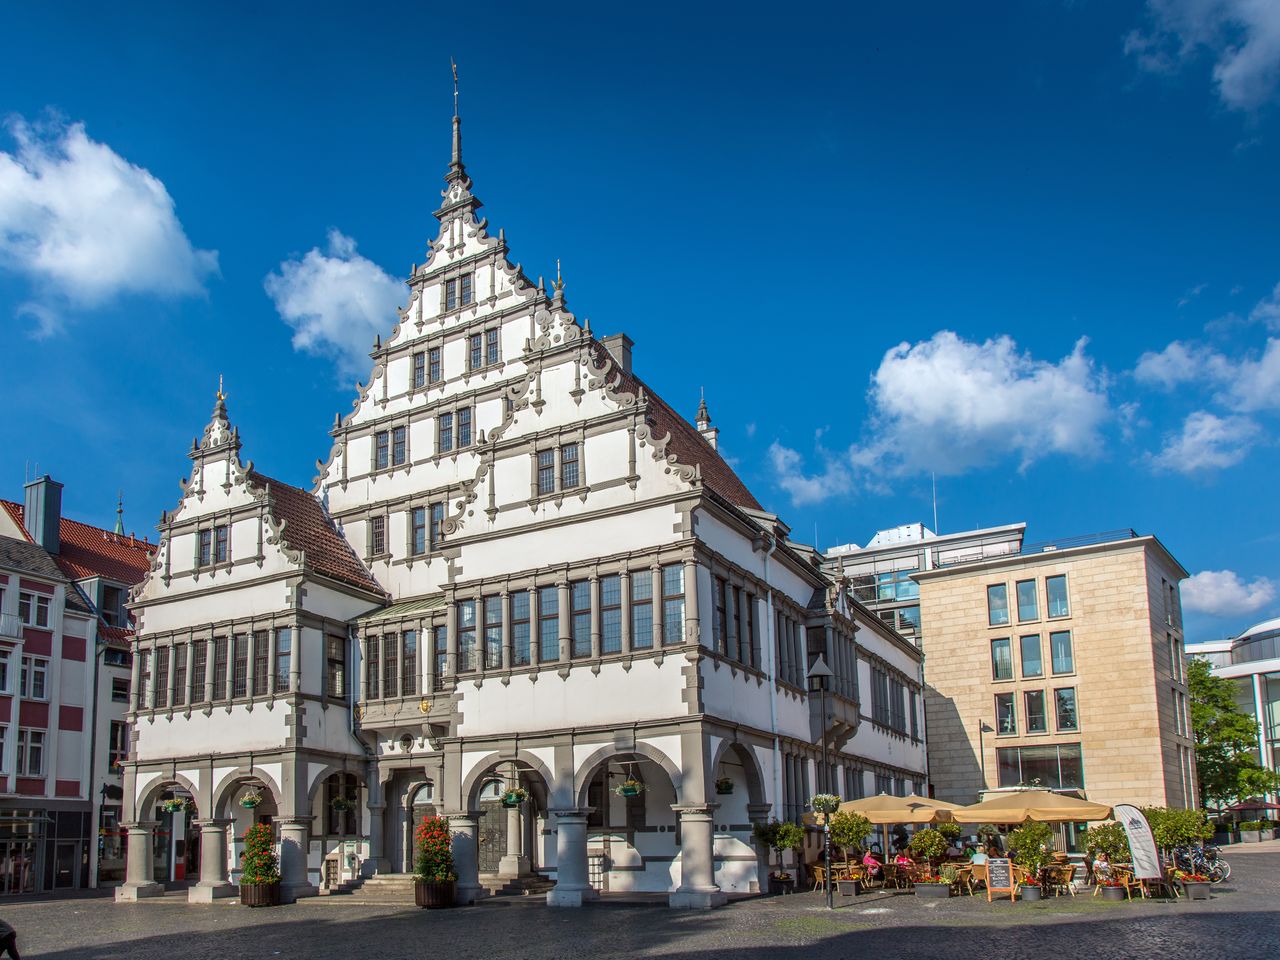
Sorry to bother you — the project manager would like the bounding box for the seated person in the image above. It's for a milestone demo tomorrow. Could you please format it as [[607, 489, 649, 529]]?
[[1093, 851, 1112, 881], [969, 844, 989, 865], [894, 850, 914, 866], [861, 851, 882, 877]]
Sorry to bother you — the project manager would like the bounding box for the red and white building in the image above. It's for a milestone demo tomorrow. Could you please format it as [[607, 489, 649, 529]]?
[[0, 476, 154, 894]]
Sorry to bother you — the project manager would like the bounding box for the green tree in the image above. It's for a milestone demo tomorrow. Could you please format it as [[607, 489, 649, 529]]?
[[1187, 657, 1280, 807], [828, 811, 873, 861]]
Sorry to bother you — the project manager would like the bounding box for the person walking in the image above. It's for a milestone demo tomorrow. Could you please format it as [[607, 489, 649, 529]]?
[[0, 918, 20, 959]]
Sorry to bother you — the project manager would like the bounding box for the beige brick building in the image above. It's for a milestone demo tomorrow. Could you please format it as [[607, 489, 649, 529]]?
[[914, 533, 1195, 811]]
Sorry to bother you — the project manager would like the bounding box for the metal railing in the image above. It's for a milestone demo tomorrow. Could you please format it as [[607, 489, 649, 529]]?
[[1020, 529, 1138, 555]]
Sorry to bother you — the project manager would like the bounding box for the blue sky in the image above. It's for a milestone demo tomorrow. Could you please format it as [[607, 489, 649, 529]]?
[[1, 1, 1278, 641]]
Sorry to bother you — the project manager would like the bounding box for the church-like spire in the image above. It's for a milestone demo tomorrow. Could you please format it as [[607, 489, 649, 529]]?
[[114, 491, 124, 536], [696, 388, 719, 450], [435, 60, 482, 221]]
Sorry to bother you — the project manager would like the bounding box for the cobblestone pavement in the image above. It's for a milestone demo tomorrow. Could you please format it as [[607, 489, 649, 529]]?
[[7, 846, 1278, 960]]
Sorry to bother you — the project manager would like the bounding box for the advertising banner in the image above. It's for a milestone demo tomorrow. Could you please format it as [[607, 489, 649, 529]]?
[[1114, 803, 1162, 880]]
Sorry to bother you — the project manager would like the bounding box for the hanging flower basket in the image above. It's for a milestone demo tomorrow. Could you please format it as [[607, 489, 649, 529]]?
[[161, 798, 190, 814], [614, 779, 644, 798], [810, 794, 841, 815], [240, 790, 263, 809], [331, 796, 354, 812], [714, 777, 734, 795], [500, 787, 529, 808]]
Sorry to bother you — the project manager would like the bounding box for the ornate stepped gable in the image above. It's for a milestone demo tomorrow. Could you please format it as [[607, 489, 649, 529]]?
[[315, 108, 762, 591], [137, 392, 383, 600]]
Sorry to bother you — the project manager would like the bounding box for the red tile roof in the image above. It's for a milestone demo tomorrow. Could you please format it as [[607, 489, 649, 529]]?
[[1, 500, 155, 586], [589, 343, 762, 512], [246, 471, 385, 596]]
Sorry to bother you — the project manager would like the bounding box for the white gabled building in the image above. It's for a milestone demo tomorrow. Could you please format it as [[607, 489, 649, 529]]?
[[117, 107, 926, 908]]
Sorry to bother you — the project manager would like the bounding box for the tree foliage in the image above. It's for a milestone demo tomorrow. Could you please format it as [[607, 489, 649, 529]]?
[[1084, 822, 1130, 861], [1187, 657, 1280, 807], [908, 827, 949, 862], [828, 811, 873, 852], [1007, 819, 1054, 878], [1141, 807, 1213, 850]]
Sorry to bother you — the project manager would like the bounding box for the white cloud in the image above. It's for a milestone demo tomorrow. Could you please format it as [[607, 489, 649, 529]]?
[[851, 331, 1110, 476], [1182, 569, 1276, 617], [1251, 281, 1280, 330], [1151, 410, 1259, 472], [1126, 1, 1280, 110], [1135, 336, 1280, 411], [0, 118, 216, 329], [767, 441, 852, 507], [264, 229, 403, 377]]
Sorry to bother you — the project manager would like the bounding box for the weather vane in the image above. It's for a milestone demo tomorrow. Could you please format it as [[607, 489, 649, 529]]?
[[451, 58, 459, 115], [217, 374, 226, 401]]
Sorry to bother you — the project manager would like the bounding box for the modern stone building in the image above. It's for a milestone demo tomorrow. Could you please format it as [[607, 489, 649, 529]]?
[[115, 106, 927, 907], [913, 530, 1195, 812]]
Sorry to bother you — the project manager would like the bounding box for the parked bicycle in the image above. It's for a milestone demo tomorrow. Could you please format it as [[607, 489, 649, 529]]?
[[1172, 844, 1230, 882]]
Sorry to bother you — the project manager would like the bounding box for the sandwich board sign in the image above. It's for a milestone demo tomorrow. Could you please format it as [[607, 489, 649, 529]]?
[[986, 857, 1016, 902]]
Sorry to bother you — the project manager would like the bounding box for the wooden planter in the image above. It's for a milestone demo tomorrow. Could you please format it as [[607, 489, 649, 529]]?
[[1181, 881, 1211, 901], [767, 876, 795, 896], [1100, 886, 1127, 902], [240, 882, 280, 907], [1019, 884, 1042, 902], [415, 879, 456, 908], [915, 883, 951, 899]]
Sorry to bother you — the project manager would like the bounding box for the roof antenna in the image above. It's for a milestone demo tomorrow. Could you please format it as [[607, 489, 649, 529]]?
[[931, 471, 939, 535]]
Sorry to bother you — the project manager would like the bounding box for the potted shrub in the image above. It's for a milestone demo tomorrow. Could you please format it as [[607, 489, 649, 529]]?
[[239, 823, 281, 906], [914, 864, 957, 899], [500, 787, 529, 808], [413, 815, 457, 908], [1096, 876, 1128, 901], [714, 777, 734, 795], [908, 827, 949, 868], [754, 819, 805, 894], [1007, 820, 1053, 902], [1085, 822, 1131, 865], [829, 811, 873, 879], [1176, 871, 1212, 900]]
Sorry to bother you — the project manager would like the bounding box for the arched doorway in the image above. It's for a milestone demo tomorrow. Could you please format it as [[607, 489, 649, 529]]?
[[573, 751, 680, 894], [463, 756, 553, 880], [143, 783, 200, 887]]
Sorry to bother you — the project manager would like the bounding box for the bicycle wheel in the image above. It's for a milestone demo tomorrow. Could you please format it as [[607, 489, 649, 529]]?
[[1212, 860, 1230, 882]]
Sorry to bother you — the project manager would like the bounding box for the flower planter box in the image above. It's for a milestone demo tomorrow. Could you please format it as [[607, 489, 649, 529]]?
[[240, 882, 280, 907], [915, 883, 951, 899], [415, 879, 456, 908], [1181, 881, 1211, 901], [1019, 885, 1042, 902], [1100, 886, 1127, 902], [768, 876, 795, 896], [1240, 830, 1263, 843]]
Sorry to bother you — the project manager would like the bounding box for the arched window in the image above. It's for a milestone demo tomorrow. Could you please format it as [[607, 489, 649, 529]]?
[[324, 773, 360, 835]]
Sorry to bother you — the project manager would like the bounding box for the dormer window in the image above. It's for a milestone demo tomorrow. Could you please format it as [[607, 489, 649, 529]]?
[[445, 273, 474, 311], [198, 525, 229, 567]]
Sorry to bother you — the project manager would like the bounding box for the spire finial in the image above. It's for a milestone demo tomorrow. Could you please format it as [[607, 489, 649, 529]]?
[[446, 58, 465, 180], [217, 374, 225, 402], [553, 258, 564, 294], [115, 491, 124, 536]]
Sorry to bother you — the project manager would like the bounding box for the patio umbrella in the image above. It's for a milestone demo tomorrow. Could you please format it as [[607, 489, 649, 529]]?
[[836, 793, 962, 825], [953, 789, 1112, 824]]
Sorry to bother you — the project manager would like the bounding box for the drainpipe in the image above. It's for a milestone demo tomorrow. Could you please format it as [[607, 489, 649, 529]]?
[[762, 536, 782, 813]]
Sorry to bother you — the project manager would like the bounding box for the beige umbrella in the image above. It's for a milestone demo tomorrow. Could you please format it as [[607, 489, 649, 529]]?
[[953, 789, 1112, 824], [837, 793, 962, 824]]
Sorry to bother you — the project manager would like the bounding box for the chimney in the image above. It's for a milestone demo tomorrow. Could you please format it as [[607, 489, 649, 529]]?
[[23, 475, 63, 554], [599, 333, 633, 377]]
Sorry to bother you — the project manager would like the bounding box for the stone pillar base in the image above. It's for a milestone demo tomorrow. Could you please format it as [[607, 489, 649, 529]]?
[[188, 882, 236, 903], [668, 888, 727, 909], [361, 857, 390, 877], [280, 883, 319, 904], [497, 854, 530, 878], [115, 882, 165, 902], [546, 886, 598, 908], [455, 882, 488, 905]]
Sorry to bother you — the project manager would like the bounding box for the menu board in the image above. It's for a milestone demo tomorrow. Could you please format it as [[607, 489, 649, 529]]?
[[986, 857, 1015, 902]]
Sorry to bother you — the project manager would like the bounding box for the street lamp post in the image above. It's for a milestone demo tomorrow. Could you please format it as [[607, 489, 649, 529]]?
[[978, 721, 994, 790], [808, 655, 835, 911]]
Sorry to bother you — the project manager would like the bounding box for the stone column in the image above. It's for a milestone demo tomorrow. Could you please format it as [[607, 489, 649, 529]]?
[[203, 638, 215, 703], [683, 558, 700, 646], [498, 766, 528, 878], [589, 575, 601, 659], [557, 581, 570, 662], [546, 808, 596, 907], [188, 819, 235, 902], [669, 804, 726, 909], [445, 603, 458, 678], [447, 813, 485, 904], [746, 802, 773, 895], [365, 763, 389, 874], [501, 591, 512, 670], [115, 821, 164, 901], [277, 817, 317, 902]]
